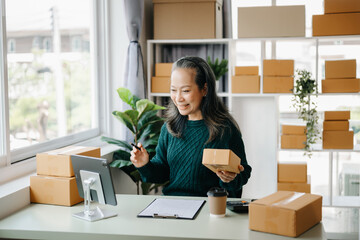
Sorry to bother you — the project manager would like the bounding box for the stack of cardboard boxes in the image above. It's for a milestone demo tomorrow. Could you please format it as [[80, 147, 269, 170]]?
[[322, 59, 359, 93], [231, 66, 260, 93], [323, 111, 354, 149], [263, 60, 294, 93], [281, 125, 306, 149], [30, 146, 101, 206], [313, 0, 360, 36], [151, 63, 172, 93], [277, 162, 311, 193]]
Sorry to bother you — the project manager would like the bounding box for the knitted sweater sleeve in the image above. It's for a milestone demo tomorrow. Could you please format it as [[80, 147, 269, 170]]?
[[136, 124, 170, 184], [219, 124, 252, 196]]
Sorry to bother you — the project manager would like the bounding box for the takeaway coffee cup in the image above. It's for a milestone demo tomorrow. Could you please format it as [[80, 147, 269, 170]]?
[[207, 187, 227, 217]]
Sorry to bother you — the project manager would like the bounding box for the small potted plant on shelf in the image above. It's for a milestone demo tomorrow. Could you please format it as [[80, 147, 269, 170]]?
[[207, 56, 228, 91], [101, 88, 167, 195], [292, 69, 321, 158]]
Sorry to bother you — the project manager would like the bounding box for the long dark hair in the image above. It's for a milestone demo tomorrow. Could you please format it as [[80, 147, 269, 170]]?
[[166, 56, 240, 142]]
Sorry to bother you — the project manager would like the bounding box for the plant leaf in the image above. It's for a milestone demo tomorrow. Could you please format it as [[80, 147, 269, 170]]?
[[125, 109, 139, 126], [113, 111, 135, 134], [109, 159, 133, 168], [117, 88, 135, 109], [101, 136, 132, 150]]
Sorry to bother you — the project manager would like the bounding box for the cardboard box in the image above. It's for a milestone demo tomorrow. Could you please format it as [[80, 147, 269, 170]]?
[[325, 60, 356, 79], [249, 191, 322, 237], [231, 75, 260, 93], [237, 6, 305, 38], [324, 0, 360, 14], [282, 125, 306, 135], [324, 111, 351, 120], [263, 77, 294, 93], [155, 63, 173, 77], [153, 0, 222, 39], [263, 60, 294, 77], [36, 146, 101, 177], [323, 130, 354, 149], [281, 134, 306, 149], [277, 176, 311, 193], [234, 66, 259, 76], [278, 162, 307, 183], [313, 13, 360, 36], [202, 149, 241, 174], [30, 175, 83, 206], [322, 79, 360, 93], [323, 120, 349, 131], [151, 77, 171, 93]]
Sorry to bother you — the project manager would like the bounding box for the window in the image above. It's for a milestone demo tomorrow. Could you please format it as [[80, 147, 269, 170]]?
[[1, 0, 102, 164], [7, 39, 15, 53]]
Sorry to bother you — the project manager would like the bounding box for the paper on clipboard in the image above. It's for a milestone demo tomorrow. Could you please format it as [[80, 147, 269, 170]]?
[[137, 198, 205, 220]]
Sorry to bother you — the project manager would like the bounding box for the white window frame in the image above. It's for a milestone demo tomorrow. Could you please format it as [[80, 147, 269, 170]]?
[[0, 0, 111, 181]]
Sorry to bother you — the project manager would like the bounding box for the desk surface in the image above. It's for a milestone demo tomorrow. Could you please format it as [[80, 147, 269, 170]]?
[[0, 194, 326, 240]]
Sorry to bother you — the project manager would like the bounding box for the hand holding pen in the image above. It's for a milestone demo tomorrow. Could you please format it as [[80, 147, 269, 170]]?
[[130, 142, 149, 168]]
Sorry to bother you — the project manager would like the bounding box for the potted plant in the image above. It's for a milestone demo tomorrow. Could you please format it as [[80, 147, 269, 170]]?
[[292, 69, 321, 157], [207, 56, 228, 91], [101, 88, 167, 194]]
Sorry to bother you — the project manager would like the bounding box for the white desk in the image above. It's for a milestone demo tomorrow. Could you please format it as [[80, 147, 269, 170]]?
[[0, 194, 326, 240]]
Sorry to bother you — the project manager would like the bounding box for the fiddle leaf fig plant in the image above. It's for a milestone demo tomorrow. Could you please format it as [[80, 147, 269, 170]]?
[[292, 69, 321, 158], [101, 87, 166, 194], [207, 56, 228, 81]]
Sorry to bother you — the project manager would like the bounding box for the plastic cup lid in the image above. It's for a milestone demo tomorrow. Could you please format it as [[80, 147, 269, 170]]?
[[207, 187, 227, 197]]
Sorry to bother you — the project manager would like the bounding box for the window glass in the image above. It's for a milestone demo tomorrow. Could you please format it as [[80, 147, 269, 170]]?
[[5, 0, 95, 150]]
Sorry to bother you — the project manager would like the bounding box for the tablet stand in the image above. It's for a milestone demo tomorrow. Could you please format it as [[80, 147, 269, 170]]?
[[72, 170, 117, 222]]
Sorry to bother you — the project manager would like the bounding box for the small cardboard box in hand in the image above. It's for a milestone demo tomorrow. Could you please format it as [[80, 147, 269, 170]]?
[[202, 149, 241, 174]]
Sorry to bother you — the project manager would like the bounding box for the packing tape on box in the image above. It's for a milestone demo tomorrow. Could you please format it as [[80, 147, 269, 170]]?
[[48, 146, 88, 155], [272, 192, 305, 206]]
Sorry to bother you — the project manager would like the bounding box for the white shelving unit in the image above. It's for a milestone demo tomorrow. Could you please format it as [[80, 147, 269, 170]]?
[[146, 36, 360, 206]]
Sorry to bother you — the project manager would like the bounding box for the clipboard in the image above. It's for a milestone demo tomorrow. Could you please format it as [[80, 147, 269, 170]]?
[[137, 198, 206, 220]]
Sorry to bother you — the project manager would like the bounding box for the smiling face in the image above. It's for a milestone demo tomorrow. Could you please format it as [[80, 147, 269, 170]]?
[[170, 68, 207, 120]]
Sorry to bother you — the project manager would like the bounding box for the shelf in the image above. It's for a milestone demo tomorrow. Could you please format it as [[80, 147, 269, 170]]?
[[279, 144, 360, 152], [148, 35, 360, 44]]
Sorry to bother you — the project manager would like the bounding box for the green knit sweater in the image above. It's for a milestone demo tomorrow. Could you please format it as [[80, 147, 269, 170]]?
[[137, 120, 252, 197]]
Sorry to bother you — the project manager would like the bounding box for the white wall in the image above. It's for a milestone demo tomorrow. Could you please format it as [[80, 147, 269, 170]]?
[[232, 97, 278, 199]]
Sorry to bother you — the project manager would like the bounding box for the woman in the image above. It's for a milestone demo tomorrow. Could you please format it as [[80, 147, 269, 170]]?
[[130, 56, 252, 197]]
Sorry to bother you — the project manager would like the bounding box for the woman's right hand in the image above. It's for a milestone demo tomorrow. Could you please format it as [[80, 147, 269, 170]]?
[[130, 143, 149, 168]]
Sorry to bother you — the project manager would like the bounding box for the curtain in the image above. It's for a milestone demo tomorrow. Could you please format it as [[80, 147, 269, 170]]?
[[123, 0, 146, 99]]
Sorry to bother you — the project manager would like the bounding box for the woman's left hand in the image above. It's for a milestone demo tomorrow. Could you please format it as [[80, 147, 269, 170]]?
[[216, 164, 244, 183]]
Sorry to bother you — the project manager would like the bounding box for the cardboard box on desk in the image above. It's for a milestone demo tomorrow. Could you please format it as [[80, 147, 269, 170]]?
[[324, 0, 360, 14], [36, 146, 101, 177], [234, 66, 259, 76], [282, 125, 306, 135], [278, 162, 307, 183], [324, 110, 351, 121], [325, 60, 356, 79], [313, 13, 360, 36], [237, 6, 305, 38], [278, 175, 311, 193], [323, 120, 350, 131], [151, 77, 170, 93], [155, 63, 173, 77], [263, 60, 294, 77], [322, 79, 360, 93], [202, 149, 241, 174], [249, 191, 322, 237], [263, 77, 294, 93], [231, 75, 260, 93], [323, 130, 354, 149], [153, 0, 222, 39], [30, 175, 83, 206]]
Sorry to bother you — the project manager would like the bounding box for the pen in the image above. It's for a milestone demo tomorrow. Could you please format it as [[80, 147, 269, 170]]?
[[131, 143, 141, 151]]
